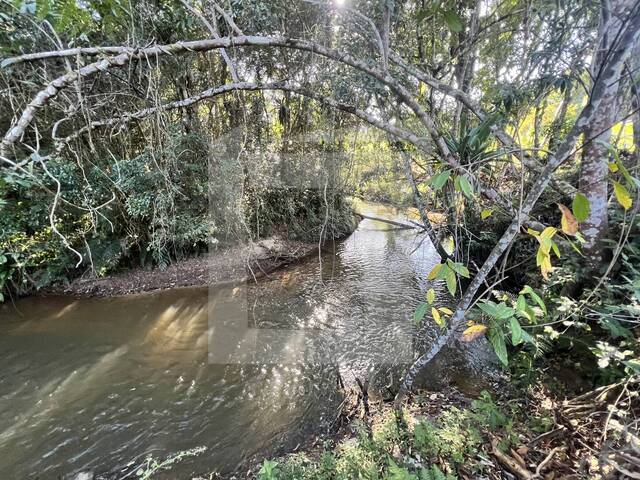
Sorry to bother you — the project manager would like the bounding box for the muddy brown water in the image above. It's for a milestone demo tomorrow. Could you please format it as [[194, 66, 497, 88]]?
[[0, 202, 453, 479]]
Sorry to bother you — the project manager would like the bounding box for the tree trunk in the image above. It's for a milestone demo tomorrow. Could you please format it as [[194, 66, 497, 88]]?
[[578, 0, 633, 270], [631, 39, 640, 165], [453, 0, 480, 135], [546, 79, 574, 153]]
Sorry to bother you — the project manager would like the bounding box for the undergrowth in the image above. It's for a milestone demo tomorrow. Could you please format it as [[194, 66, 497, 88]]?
[[252, 391, 519, 480]]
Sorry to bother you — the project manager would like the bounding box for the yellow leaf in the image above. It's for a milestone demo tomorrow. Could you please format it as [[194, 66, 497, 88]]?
[[432, 307, 445, 328], [438, 307, 453, 315], [540, 227, 557, 240], [613, 181, 632, 210], [557, 203, 578, 235], [461, 324, 488, 342], [428, 264, 442, 280], [443, 236, 455, 255], [426, 288, 436, 305], [540, 254, 553, 280], [480, 209, 493, 220]]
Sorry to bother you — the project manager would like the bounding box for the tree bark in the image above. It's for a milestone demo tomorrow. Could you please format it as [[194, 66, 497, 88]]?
[[453, 0, 481, 136], [579, 0, 635, 270], [631, 39, 640, 165]]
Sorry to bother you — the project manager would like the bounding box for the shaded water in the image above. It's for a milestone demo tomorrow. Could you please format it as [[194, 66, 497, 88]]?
[[0, 202, 446, 478]]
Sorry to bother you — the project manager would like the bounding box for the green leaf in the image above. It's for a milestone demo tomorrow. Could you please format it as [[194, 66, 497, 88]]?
[[386, 459, 418, 480], [458, 175, 473, 198], [435, 263, 450, 280], [426, 288, 436, 305], [445, 267, 457, 296], [516, 295, 526, 312], [599, 317, 633, 339], [615, 155, 634, 186], [489, 329, 508, 366], [446, 259, 470, 278], [624, 359, 640, 374], [478, 300, 500, 318], [494, 303, 515, 320], [430, 169, 451, 190], [478, 301, 514, 320], [414, 302, 429, 325], [613, 181, 632, 210], [572, 192, 590, 222], [442, 9, 463, 33], [520, 329, 535, 345], [510, 317, 524, 345], [520, 286, 546, 314], [480, 208, 493, 220]]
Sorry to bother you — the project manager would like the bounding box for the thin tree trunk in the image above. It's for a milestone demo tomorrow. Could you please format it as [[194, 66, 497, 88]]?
[[454, 0, 481, 135], [398, 148, 451, 260], [533, 97, 547, 151], [547, 80, 574, 153], [579, 0, 633, 270], [380, 0, 394, 68], [631, 39, 640, 165]]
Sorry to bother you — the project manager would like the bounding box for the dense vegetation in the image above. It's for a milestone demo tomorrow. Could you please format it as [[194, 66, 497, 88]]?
[[1, 0, 639, 478]]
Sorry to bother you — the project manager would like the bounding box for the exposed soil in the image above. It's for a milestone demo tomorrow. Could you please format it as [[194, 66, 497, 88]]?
[[42, 237, 321, 297]]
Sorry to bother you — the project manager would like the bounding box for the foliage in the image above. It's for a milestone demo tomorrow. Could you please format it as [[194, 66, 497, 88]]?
[[243, 186, 355, 242], [247, 392, 520, 480]]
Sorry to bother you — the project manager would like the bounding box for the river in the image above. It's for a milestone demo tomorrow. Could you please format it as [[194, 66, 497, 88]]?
[[0, 202, 454, 478]]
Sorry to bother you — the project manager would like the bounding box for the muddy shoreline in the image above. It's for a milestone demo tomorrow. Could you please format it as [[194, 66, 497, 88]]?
[[41, 236, 325, 298]]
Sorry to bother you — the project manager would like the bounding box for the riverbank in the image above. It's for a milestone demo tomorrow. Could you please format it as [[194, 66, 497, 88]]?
[[215, 378, 636, 480], [41, 236, 331, 297]]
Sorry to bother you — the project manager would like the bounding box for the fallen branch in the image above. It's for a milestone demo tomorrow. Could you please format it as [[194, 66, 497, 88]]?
[[535, 446, 563, 478], [355, 213, 417, 230], [491, 438, 534, 479]]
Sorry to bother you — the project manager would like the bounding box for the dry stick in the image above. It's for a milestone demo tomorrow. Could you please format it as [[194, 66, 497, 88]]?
[[209, 1, 243, 36], [394, 11, 640, 403], [356, 213, 416, 230], [491, 438, 534, 479], [534, 446, 562, 478]]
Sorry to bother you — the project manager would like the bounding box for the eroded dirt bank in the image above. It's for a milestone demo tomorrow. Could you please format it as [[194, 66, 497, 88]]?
[[42, 237, 324, 297]]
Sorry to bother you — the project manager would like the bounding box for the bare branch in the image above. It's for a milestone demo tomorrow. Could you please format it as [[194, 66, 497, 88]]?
[[2, 35, 541, 225], [180, 0, 240, 82]]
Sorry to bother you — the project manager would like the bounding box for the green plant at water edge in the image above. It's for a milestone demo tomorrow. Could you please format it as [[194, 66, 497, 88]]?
[[258, 459, 280, 480], [134, 446, 206, 479], [257, 394, 521, 479]]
